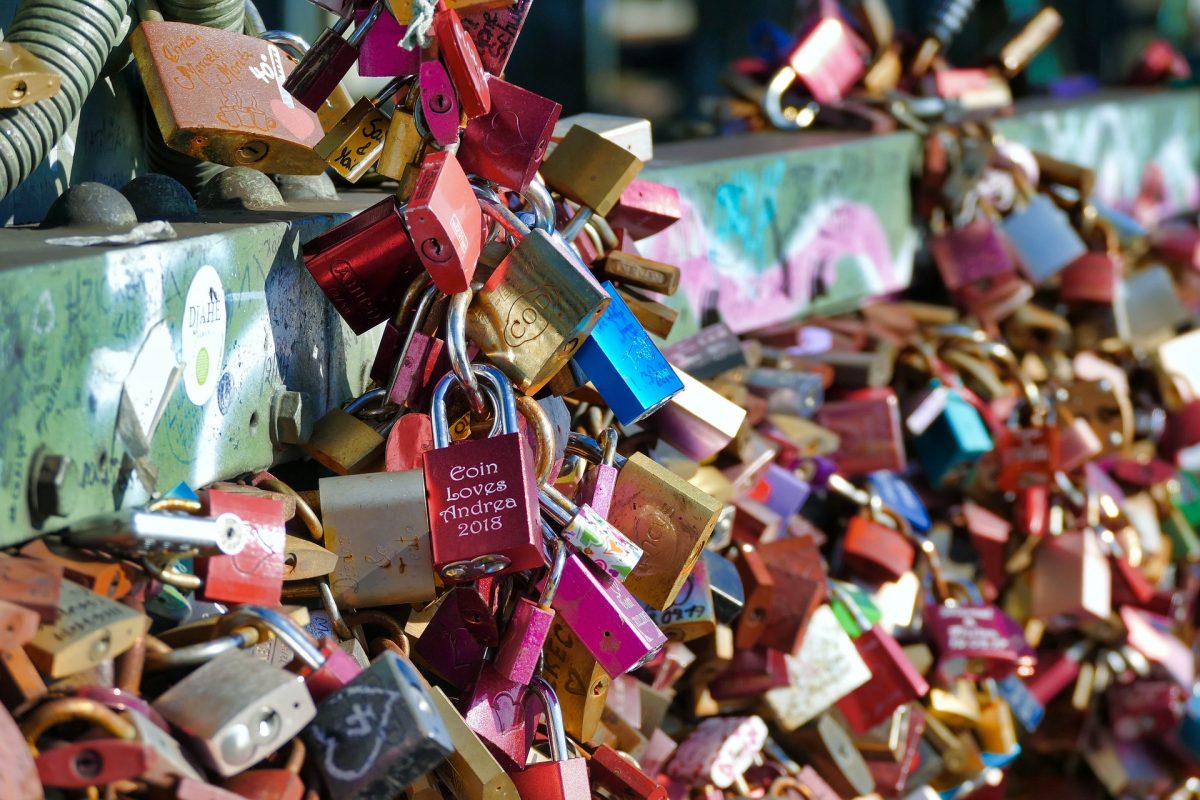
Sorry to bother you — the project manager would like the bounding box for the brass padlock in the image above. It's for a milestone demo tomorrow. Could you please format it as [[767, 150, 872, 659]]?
[[428, 684, 521, 800], [131, 20, 327, 174], [387, 0, 515, 24], [542, 615, 611, 743], [300, 393, 387, 475], [541, 124, 645, 219], [25, 579, 150, 679], [377, 84, 425, 183], [0, 42, 61, 108], [314, 76, 407, 182]]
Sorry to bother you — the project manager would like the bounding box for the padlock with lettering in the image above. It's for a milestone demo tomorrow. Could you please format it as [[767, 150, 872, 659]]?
[[154, 648, 317, 777], [925, 582, 1025, 683], [468, 195, 610, 393], [999, 178, 1088, 284], [321, 469, 435, 608], [283, 1, 383, 111], [302, 392, 389, 475], [260, 31, 356, 134], [412, 589, 488, 689], [377, 85, 428, 184], [314, 76, 406, 182], [540, 484, 643, 581], [668, 715, 769, 789], [833, 584, 930, 734], [420, 58, 463, 147], [357, 2, 420, 76], [573, 282, 684, 426], [425, 363, 543, 581], [402, 150, 483, 293], [25, 578, 149, 679], [594, 248, 682, 296], [493, 537, 566, 685], [458, 0, 532, 75], [303, 650, 453, 798], [302, 194, 422, 335], [652, 366, 748, 462], [0, 41, 61, 108], [507, 676, 590, 799], [547, 542, 667, 676], [540, 615, 610, 742], [194, 488, 286, 606], [131, 21, 326, 174], [433, 5, 491, 118], [569, 436, 723, 610], [459, 76, 561, 191], [642, 556, 717, 644], [222, 739, 306, 800], [459, 661, 530, 771]]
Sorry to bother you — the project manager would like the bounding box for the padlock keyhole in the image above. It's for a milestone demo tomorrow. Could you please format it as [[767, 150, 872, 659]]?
[[10, 81, 27, 102], [72, 748, 104, 779]]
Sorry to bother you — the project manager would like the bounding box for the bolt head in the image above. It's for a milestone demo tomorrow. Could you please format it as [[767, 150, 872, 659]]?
[[272, 391, 312, 445]]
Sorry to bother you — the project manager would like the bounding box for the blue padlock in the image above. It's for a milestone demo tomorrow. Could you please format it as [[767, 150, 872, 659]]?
[[910, 385, 993, 486], [867, 471, 931, 533], [573, 281, 684, 425]]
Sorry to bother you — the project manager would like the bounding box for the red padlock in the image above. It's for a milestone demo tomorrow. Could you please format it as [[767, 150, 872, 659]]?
[[433, 6, 492, 118], [509, 677, 591, 799], [402, 149, 483, 294], [195, 489, 286, 606]]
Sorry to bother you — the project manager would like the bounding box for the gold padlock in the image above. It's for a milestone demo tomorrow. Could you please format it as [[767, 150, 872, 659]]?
[[314, 77, 407, 182], [377, 83, 425, 183], [300, 399, 387, 475], [541, 124, 645, 217], [542, 616, 610, 743], [428, 684, 521, 800], [131, 20, 327, 174], [388, 0, 515, 23], [0, 42, 61, 108], [25, 580, 150, 679]]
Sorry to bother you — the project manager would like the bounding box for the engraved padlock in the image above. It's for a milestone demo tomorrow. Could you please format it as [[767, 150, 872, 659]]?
[[131, 21, 326, 174], [425, 361, 544, 581], [461, 662, 529, 770], [433, 4, 492, 118], [468, 190, 610, 394], [25, 579, 150, 679]]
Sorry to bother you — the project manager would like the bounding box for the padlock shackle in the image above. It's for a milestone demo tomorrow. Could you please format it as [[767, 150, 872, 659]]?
[[762, 65, 819, 131], [538, 531, 568, 609], [522, 177, 557, 234], [345, 388, 388, 414], [216, 605, 326, 670], [473, 187, 531, 239], [525, 676, 570, 763], [346, 0, 384, 46], [537, 485, 575, 525], [260, 30, 310, 60], [517, 395, 557, 485], [566, 433, 628, 469], [20, 697, 137, 754], [430, 363, 519, 449], [384, 283, 443, 408], [144, 632, 256, 671], [446, 290, 488, 416]]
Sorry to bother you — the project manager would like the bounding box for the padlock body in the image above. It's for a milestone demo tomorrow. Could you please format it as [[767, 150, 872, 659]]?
[[835, 627, 929, 734], [608, 452, 723, 610], [509, 758, 590, 800], [1060, 251, 1121, 304], [842, 515, 915, 584], [195, 489, 286, 606], [301, 409, 387, 475], [321, 471, 435, 607], [574, 282, 683, 426], [559, 503, 644, 581], [541, 124, 644, 216], [575, 462, 618, 519], [1001, 194, 1088, 283], [667, 715, 768, 789], [25, 580, 149, 679], [36, 740, 153, 788], [412, 589, 488, 689], [816, 390, 907, 476], [459, 76, 561, 192], [434, 7, 491, 118], [357, 6, 419, 76], [995, 424, 1059, 491], [402, 150, 482, 294], [419, 61, 462, 147], [460, 0, 533, 75], [541, 617, 610, 742], [386, 412, 435, 472], [467, 229, 610, 393], [301, 638, 365, 702], [282, 27, 358, 112], [605, 179, 683, 240], [0, 704, 40, 799], [424, 431, 543, 580], [314, 97, 390, 182], [0, 42, 61, 108], [928, 218, 1016, 290], [926, 604, 1021, 681], [303, 652, 453, 799], [461, 664, 528, 770], [132, 21, 327, 174], [912, 393, 993, 486], [549, 553, 666, 676], [493, 597, 554, 685], [788, 16, 867, 103], [302, 195, 421, 334]]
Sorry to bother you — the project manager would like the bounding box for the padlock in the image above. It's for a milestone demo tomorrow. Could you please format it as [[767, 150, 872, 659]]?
[[652, 366, 748, 462], [840, 493, 917, 585], [546, 543, 667, 677], [377, 89, 428, 185], [587, 743, 668, 799], [302, 392, 388, 475], [20, 539, 132, 599], [301, 650, 452, 798], [412, 588, 488, 690], [1030, 525, 1112, 621], [926, 581, 1026, 683], [668, 715, 768, 789], [283, 1, 383, 111], [321, 469, 435, 608], [0, 646, 47, 715], [260, 31, 356, 133], [567, 439, 723, 611], [459, 0, 532, 75], [131, 21, 326, 174], [605, 178, 683, 241], [0, 41, 61, 108], [389, 0, 516, 24], [0, 552, 62, 622], [763, 14, 867, 128], [756, 535, 827, 654], [457, 577, 503, 647], [1108, 680, 1187, 742], [154, 648, 317, 777], [816, 388, 907, 476], [420, 58, 464, 147], [573, 282, 684, 426], [493, 537, 566, 685], [402, 149, 483, 294], [540, 484, 643, 581], [642, 556, 717, 644], [24, 699, 148, 788], [541, 123, 645, 232], [459, 76, 561, 191], [425, 362, 544, 581], [664, 322, 748, 380], [433, 5, 491, 118], [425, 684, 522, 800], [990, 6, 1063, 76], [0, 600, 39, 652], [573, 428, 619, 519], [468, 194, 610, 393], [540, 615, 610, 742], [729, 543, 774, 649], [762, 604, 871, 732], [222, 739, 306, 800], [927, 211, 1017, 292], [774, 715, 875, 799], [1118, 264, 1190, 349], [194, 488, 286, 606], [1059, 218, 1123, 306], [461, 662, 530, 770], [998, 176, 1088, 284], [375, 283, 452, 411], [505, 676, 589, 798], [314, 76, 406, 182], [832, 584, 930, 735], [301, 194, 422, 335], [25, 578, 149, 679], [594, 248, 682, 296], [356, 3, 420, 77]]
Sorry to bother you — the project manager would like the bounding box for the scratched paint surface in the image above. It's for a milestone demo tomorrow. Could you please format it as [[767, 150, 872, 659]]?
[[0, 213, 380, 543]]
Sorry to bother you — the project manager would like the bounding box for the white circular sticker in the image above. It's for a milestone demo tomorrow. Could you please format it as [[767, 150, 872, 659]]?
[[181, 265, 227, 406]]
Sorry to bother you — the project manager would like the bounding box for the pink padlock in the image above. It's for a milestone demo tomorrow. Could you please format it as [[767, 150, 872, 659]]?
[[605, 179, 683, 241], [412, 588, 488, 690], [572, 428, 619, 519], [356, 5, 419, 77], [546, 546, 666, 677], [419, 58, 462, 147], [493, 536, 566, 685], [461, 663, 528, 769]]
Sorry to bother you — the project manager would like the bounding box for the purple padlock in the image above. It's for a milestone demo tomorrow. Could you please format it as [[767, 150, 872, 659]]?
[[411, 588, 487, 690], [926, 585, 1025, 682], [573, 428, 619, 519], [356, 5, 419, 77], [747, 464, 811, 520], [927, 218, 1017, 291], [546, 547, 666, 677], [420, 59, 462, 147], [461, 663, 529, 770]]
